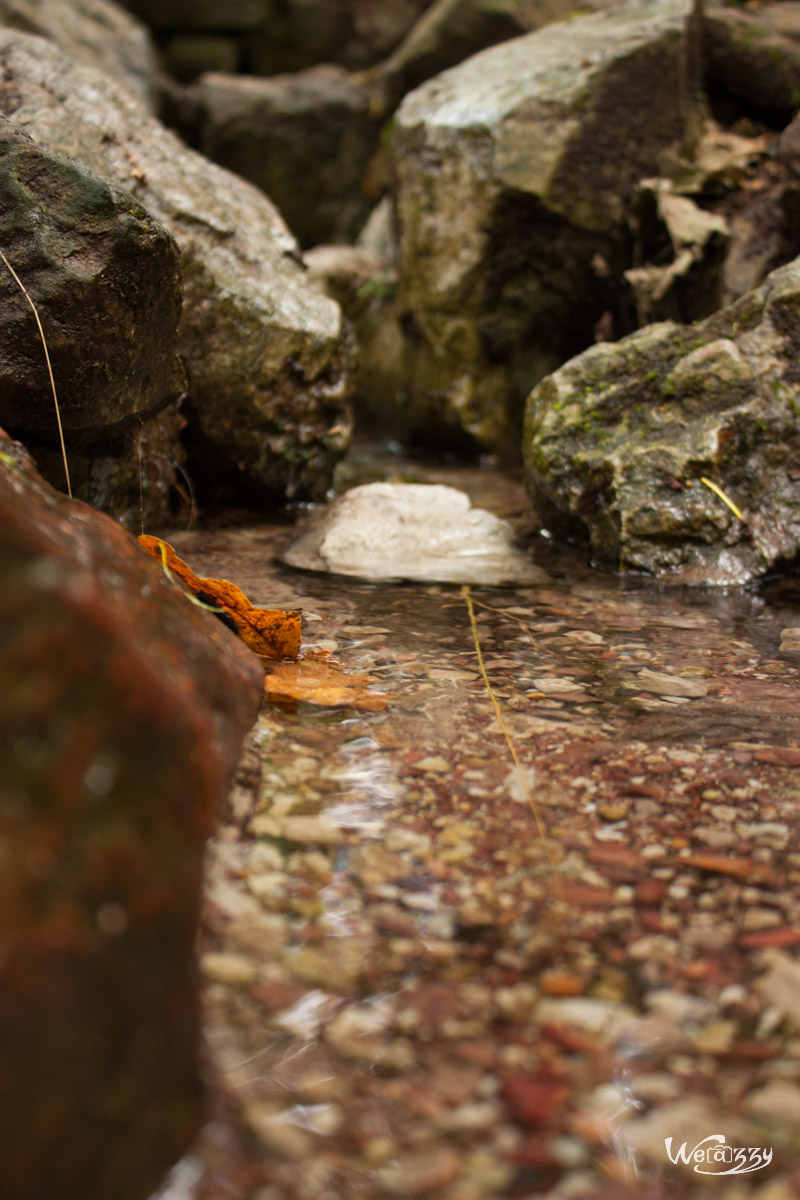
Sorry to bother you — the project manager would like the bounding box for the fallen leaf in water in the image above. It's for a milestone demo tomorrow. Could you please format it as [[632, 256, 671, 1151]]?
[[263, 658, 390, 711], [139, 535, 301, 659]]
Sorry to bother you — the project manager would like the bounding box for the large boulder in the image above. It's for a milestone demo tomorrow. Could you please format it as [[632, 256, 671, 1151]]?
[[0, 114, 182, 455], [374, 0, 611, 108], [187, 65, 382, 248], [0, 426, 263, 1200], [0, 29, 354, 503], [523, 257, 800, 585], [0, 0, 158, 108], [390, 0, 702, 451], [703, 2, 800, 123]]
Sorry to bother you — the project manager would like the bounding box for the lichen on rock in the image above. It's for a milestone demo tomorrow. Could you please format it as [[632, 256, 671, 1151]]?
[[523, 257, 800, 584]]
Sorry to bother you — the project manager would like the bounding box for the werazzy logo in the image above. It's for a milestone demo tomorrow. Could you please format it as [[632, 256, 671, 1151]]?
[[665, 1134, 772, 1176]]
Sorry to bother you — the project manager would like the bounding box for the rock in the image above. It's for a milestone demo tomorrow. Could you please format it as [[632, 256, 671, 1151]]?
[[0, 29, 354, 503], [780, 627, 800, 654], [187, 65, 381, 247], [391, 0, 702, 451], [243, 0, 431, 76], [523, 257, 800, 584], [304, 244, 407, 438], [282, 481, 547, 585], [703, 2, 800, 122], [629, 669, 709, 699], [0, 428, 263, 1200], [121, 0, 430, 76], [0, 112, 182, 452], [28, 405, 189, 532], [375, 0, 608, 108], [0, 0, 158, 108]]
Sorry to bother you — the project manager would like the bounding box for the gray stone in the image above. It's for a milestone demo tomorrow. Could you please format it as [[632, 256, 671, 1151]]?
[[304, 244, 407, 439], [376, 0, 610, 107], [282, 481, 547, 585], [704, 2, 800, 120], [0, 113, 182, 453], [189, 65, 381, 247], [0, 0, 158, 108], [391, 0, 702, 451], [0, 30, 354, 502], [523, 257, 800, 584]]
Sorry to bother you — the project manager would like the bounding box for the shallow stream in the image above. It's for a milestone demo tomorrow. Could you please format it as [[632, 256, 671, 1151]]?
[[154, 448, 800, 1200]]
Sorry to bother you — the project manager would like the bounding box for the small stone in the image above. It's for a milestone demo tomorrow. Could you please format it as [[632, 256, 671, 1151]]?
[[279, 816, 344, 845], [377, 1145, 462, 1195], [597, 800, 630, 822], [746, 1080, 800, 1124], [200, 952, 258, 985], [632, 670, 710, 698], [416, 756, 452, 773]]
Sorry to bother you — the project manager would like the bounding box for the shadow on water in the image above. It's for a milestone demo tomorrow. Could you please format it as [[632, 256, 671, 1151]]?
[[152, 452, 800, 1200]]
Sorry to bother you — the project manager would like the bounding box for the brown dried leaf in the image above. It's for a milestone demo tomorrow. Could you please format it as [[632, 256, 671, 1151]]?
[[263, 658, 390, 711], [138, 535, 301, 659]]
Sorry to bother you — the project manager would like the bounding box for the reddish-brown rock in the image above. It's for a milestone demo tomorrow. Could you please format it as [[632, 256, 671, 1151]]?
[[0, 429, 263, 1200]]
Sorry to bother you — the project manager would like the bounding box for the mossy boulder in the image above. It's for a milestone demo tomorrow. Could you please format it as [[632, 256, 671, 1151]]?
[[523, 258, 800, 584]]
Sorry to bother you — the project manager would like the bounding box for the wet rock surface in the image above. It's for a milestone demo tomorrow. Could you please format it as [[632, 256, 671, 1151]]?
[[0, 29, 354, 503], [0, 428, 263, 1200], [390, 0, 701, 451], [0, 112, 182, 451], [149, 449, 800, 1200], [523, 255, 800, 585], [282, 481, 547, 585]]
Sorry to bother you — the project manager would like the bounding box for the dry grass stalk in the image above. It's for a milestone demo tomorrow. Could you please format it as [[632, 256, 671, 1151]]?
[[0, 247, 71, 497]]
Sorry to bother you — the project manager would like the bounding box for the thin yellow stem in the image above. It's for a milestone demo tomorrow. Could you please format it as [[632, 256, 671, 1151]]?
[[700, 475, 744, 522], [461, 584, 558, 866], [0, 248, 71, 497]]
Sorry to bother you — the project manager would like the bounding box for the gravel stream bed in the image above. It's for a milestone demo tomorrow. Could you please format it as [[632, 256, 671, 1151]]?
[[152, 455, 800, 1200]]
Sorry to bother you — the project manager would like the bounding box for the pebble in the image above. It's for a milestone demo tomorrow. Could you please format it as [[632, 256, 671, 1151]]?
[[377, 1145, 463, 1195], [200, 952, 258, 986], [416, 756, 452, 773], [630, 669, 710, 698]]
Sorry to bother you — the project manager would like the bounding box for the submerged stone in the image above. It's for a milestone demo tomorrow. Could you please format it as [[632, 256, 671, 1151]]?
[[282, 481, 546, 585]]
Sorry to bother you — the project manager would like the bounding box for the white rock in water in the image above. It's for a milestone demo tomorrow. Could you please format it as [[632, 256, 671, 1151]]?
[[282, 482, 546, 585]]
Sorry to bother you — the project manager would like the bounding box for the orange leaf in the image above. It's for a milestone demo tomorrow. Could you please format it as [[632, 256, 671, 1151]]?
[[263, 659, 390, 711], [139, 535, 301, 659]]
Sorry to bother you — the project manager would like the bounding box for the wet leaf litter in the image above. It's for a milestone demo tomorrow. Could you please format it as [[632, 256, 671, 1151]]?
[[139, 534, 389, 711], [149, 459, 800, 1200]]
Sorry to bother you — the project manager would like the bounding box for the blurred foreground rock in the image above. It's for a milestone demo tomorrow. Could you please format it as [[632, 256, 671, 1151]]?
[[0, 29, 354, 503], [391, 0, 702, 451], [0, 428, 263, 1200], [524, 257, 800, 584]]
